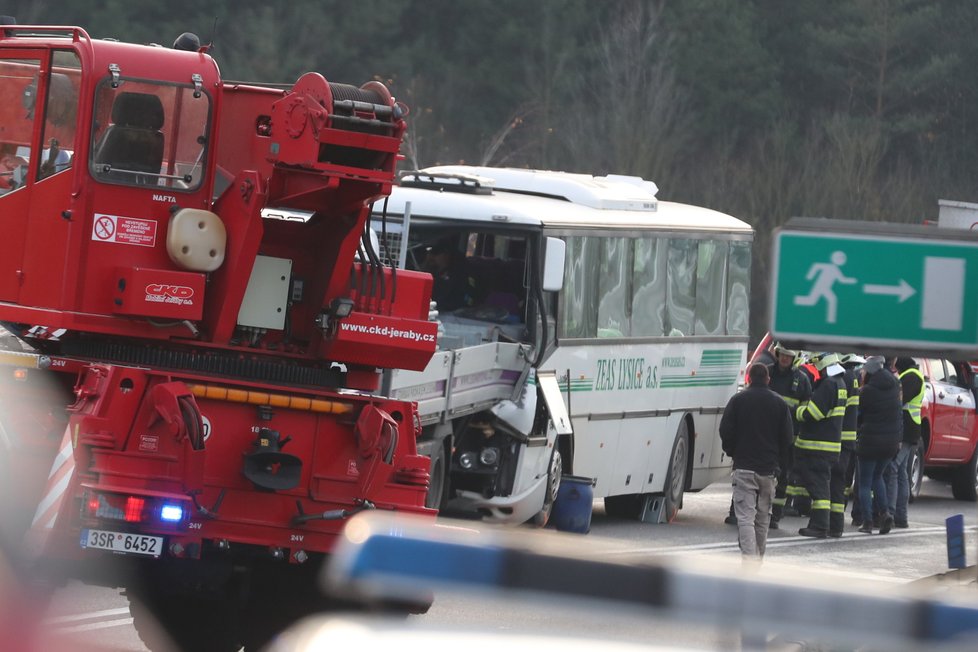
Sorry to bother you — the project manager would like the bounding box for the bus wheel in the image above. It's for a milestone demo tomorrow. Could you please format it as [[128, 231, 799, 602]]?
[[663, 420, 690, 522], [531, 448, 562, 527], [426, 442, 449, 511]]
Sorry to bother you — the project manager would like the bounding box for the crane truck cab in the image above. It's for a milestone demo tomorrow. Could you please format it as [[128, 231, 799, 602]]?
[[0, 22, 438, 652]]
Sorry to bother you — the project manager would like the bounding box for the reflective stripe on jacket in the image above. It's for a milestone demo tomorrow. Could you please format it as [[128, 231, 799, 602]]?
[[795, 374, 845, 454], [841, 369, 859, 444]]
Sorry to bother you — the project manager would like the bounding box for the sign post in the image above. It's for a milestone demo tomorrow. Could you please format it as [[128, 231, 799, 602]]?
[[770, 219, 978, 353]]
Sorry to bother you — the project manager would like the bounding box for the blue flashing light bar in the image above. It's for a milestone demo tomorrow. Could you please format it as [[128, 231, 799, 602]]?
[[160, 504, 184, 522]]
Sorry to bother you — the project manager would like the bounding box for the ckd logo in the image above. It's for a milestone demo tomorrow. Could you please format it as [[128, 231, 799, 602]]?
[[145, 284, 195, 305]]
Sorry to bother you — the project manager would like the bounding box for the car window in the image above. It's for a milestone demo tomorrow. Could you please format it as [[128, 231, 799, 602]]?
[[943, 359, 959, 386], [927, 359, 947, 383]]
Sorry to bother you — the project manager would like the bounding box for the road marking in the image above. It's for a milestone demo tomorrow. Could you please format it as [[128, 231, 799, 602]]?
[[45, 606, 131, 625], [602, 525, 971, 556], [56, 617, 134, 634], [45, 606, 133, 634]]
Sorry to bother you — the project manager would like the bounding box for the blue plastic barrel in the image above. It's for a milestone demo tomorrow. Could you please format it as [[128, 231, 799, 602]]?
[[551, 475, 595, 534]]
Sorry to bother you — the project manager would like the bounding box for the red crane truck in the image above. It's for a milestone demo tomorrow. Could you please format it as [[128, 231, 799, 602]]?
[[0, 22, 438, 651]]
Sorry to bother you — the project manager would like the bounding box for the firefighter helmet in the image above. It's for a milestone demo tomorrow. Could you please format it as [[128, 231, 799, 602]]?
[[812, 352, 844, 377], [840, 353, 866, 368], [773, 342, 797, 359]]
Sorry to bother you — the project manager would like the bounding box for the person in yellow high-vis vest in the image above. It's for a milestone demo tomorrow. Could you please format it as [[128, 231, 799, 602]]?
[[888, 357, 924, 528]]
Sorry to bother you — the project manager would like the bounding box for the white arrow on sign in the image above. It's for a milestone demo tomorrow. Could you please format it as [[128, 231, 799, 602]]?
[[862, 279, 916, 303]]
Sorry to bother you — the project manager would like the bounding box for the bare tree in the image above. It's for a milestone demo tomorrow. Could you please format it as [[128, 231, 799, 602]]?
[[559, 1, 691, 183], [478, 105, 541, 166]]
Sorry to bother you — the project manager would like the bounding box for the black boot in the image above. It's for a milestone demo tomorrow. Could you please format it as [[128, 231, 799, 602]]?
[[799, 508, 829, 538], [828, 511, 844, 538], [859, 520, 873, 534], [879, 513, 894, 535]]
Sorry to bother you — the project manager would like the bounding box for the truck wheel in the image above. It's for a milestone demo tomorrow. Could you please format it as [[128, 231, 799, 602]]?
[[661, 419, 690, 522], [426, 442, 451, 511], [530, 447, 562, 527], [127, 589, 241, 652], [951, 445, 978, 502], [908, 443, 923, 503]]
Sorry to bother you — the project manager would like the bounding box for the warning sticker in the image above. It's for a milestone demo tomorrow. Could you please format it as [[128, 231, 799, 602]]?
[[92, 213, 157, 247]]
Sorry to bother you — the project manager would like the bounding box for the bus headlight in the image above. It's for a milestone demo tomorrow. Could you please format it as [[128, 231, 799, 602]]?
[[479, 447, 499, 466], [459, 452, 478, 469]]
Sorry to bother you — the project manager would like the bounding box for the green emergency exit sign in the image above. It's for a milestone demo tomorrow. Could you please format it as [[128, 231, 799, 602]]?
[[771, 222, 978, 351]]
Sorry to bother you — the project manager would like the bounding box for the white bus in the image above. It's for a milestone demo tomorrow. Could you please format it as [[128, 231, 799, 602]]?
[[373, 166, 753, 523]]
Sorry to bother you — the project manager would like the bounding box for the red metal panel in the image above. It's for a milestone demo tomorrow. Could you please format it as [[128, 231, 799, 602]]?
[[320, 311, 438, 371], [112, 266, 205, 320]]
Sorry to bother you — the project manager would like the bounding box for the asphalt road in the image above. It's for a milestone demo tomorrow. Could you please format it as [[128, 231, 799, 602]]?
[[31, 477, 978, 651]]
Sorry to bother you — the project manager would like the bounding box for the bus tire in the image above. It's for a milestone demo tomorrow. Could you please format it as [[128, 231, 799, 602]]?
[[662, 419, 690, 522], [531, 447, 562, 527], [426, 441, 449, 511]]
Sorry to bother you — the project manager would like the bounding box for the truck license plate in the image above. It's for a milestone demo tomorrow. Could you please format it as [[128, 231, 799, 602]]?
[[80, 529, 163, 557]]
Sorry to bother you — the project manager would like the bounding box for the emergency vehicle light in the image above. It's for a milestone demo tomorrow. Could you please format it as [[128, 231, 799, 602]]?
[[84, 490, 189, 526], [124, 496, 145, 522], [160, 504, 184, 522]]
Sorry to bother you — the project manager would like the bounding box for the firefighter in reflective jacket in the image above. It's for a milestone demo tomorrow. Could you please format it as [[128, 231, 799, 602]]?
[[785, 353, 820, 516], [830, 354, 863, 537], [793, 352, 847, 538], [767, 343, 812, 528]]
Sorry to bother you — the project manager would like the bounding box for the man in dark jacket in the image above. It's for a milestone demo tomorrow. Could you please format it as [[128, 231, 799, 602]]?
[[887, 356, 924, 528], [720, 363, 794, 558], [724, 343, 811, 528], [856, 356, 902, 534], [425, 238, 482, 311]]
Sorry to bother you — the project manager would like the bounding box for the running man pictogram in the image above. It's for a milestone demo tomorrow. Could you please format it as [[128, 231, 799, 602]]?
[[94, 215, 115, 240], [792, 250, 857, 324]]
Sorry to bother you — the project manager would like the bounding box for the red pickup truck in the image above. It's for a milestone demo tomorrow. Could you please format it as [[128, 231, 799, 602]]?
[[749, 337, 978, 502], [908, 357, 978, 502]]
